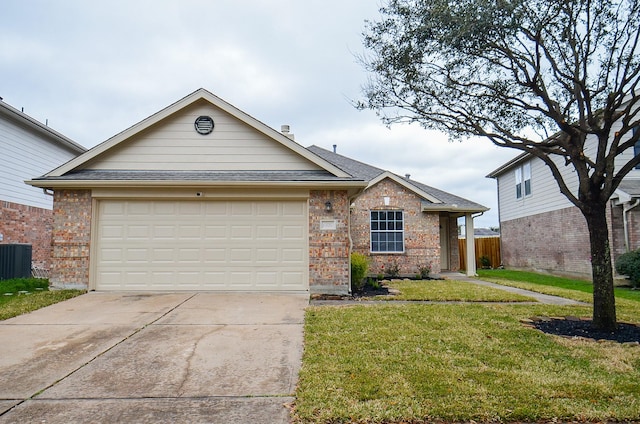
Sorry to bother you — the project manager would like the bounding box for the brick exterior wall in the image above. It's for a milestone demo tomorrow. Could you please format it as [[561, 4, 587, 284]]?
[[501, 206, 592, 276], [50, 190, 92, 289], [350, 179, 449, 277], [0, 200, 53, 270], [492, 201, 640, 279], [308, 190, 351, 294]]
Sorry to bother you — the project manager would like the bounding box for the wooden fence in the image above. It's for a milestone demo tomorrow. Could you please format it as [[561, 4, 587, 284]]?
[[458, 237, 501, 271]]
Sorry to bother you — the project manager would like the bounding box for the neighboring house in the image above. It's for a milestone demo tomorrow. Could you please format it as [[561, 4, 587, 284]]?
[[0, 99, 86, 271], [308, 146, 488, 278], [28, 89, 487, 294], [487, 123, 640, 278]]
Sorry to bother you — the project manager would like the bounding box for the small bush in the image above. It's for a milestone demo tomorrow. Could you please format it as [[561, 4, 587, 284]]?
[[615, 249, 640, 288], [479, 255, 491, 268], [387, 261, 400, 278], [351, 252, 369, 292], [417, 264, 431, 279]]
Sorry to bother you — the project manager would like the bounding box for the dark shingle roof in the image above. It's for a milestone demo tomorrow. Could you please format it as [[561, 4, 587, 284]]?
[[33, 169, 361, 182], [307, 145, 488, 212]]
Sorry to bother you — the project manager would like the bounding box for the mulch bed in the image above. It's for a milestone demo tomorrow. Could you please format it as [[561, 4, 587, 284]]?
[[525, 316, 640, 344]]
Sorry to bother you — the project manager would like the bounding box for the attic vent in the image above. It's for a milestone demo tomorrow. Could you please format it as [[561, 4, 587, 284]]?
[[194, 116, 214, 135]]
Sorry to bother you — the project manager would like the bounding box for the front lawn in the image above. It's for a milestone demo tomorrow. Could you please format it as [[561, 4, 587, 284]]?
[[380, 279, 534, 302], [0, 278, 84, 320], [294, 275, 640, 423]]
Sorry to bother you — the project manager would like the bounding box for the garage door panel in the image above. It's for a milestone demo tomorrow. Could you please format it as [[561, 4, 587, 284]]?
[[95, 199, 308, 291]]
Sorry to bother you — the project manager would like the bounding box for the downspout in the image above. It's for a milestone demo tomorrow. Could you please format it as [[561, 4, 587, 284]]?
[[623, 199, 640, 252]]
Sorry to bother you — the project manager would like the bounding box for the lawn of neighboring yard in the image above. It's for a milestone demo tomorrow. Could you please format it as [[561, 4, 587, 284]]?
[[294, 273, 640, 423], [0, 278, 84, 321]]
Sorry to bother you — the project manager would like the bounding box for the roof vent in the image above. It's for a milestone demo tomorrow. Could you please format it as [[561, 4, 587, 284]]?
[[281, 124, 295, 140], [194, 116, 214, 135], [405, 174, 411, 179]]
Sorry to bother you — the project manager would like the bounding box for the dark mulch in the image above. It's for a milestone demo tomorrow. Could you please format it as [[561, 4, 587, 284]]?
[[532, 318, 640, 343]]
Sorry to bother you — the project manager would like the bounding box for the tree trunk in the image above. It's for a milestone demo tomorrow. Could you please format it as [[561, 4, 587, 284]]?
[[583, 203, 617, 331]]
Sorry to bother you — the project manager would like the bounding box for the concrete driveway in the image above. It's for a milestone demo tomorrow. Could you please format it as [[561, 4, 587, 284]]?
[[0, 292, 308, 423]]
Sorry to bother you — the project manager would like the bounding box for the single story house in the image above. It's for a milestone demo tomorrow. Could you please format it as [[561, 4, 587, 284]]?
[[28, 89, 487, 294], [308, 145, 488, 278], [1, 99, 86, 271]]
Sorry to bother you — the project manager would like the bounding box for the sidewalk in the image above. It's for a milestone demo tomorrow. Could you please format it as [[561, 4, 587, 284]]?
[[439, 272, 586, 306]]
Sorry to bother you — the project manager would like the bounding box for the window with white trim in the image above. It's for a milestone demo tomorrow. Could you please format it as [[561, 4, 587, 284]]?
[[370, 210, 404, 252], [515, 161, 532, 199]]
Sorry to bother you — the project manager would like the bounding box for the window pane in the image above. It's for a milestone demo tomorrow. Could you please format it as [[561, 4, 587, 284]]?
[[371, 222, 378, 230], [371, 211, 378, 220], [372, 241, 379, 251], [379, 211, 386, 220], [388, 221, 395, 230], [395, 211, 402, 220], [523, 162, 531, 179], [524, 179, 531, 196], [380, 222, 387, 230], [516, 183, 522, 199]]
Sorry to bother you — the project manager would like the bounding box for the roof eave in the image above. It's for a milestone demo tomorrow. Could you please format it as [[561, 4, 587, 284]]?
[[44, 89, 351, 179], [421, 202, 489, 214], [26, 179, 368, 190], [0, 101, 86, 154]]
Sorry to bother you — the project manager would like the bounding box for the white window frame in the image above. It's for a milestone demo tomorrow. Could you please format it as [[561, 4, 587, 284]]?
[[515, 161, 532, 199], [370, 210, 404, 253]]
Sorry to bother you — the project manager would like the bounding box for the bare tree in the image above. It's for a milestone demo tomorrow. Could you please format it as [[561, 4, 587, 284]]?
[[358, 0, 640, 330]]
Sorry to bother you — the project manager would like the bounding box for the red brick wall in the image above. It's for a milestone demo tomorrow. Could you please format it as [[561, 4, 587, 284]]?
[[309, 190, 350, 294], [350, 179, 443, 277], [501, 206, 593, 276], [50, 190, 92, 289], [0, 200, 53, 270]]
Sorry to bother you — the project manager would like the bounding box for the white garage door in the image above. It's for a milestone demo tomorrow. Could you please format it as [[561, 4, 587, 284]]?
[[94, 199, 308, 291]]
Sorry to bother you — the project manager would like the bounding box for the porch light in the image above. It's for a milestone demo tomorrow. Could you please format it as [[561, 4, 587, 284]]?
[[325, 201, 333, 212]]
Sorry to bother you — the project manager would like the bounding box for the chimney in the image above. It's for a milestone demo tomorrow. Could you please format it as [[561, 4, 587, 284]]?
[[405, 174, 411, 179], [281, 124, 295, 140], [333, 144, 337, 153]]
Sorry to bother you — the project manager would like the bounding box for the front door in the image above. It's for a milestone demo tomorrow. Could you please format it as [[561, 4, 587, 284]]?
[[439, 216, 449, 270]]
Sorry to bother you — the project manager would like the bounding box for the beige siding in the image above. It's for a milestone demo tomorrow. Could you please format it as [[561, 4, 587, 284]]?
[[84, 101, 322, 171], [498, 152, 577, 222], [1, 116, 79, 209]]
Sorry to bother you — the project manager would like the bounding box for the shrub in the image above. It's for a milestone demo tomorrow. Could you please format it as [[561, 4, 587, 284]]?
[[387, 261, 400, 278], [479, 255, 492, 268], [417, 264, 431, 279], [615, 249, 640, 288], [351, 252, 369, 292]]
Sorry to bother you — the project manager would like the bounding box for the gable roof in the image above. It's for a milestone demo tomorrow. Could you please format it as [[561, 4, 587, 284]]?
[[0, 100, 86, 155], [28, 89, 366, 190], [307, 145, 488, 213]]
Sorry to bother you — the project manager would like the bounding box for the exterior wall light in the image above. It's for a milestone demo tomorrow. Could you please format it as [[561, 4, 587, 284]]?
[[325, 201, 333, 212]]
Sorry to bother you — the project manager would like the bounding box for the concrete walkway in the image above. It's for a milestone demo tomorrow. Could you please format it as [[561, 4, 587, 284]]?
[[440, 272, 586, 305], [0, 292, 308, 424]]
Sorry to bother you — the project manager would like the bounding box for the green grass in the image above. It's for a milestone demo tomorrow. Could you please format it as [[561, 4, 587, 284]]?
[[295, 271, 640, 423], [478, 269, 640, 302], [0, 278, 84, 320], [378, 279, 534, 302]]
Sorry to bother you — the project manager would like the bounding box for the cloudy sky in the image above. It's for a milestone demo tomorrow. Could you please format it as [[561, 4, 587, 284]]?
[[1, 0, 519, 228]]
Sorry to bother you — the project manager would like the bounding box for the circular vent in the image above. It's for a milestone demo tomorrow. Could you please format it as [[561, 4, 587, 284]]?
[[194, 116, 214, 135]]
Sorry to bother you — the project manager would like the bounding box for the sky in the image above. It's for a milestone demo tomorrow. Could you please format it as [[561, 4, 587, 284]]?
[[1, 0, 519, 228]]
